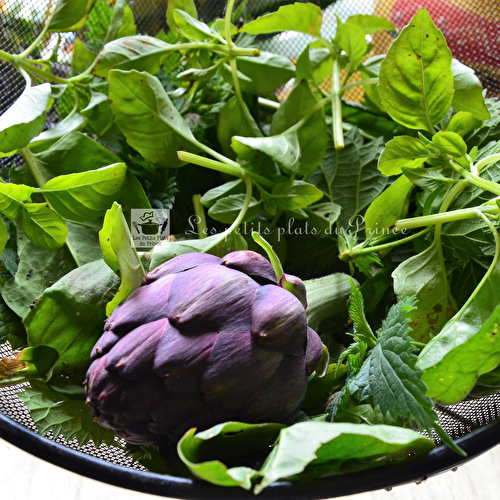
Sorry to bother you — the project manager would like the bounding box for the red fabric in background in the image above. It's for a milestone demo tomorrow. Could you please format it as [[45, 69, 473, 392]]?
[[391, 0, 500, 73]]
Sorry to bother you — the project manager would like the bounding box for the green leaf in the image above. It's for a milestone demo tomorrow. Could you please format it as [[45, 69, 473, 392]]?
[[240, 3, 322, 37], [71, 39, 96, 75], [173, 9, 223, 42], [232, 133, 300, 174], [432, 131, 467, 158], [200, 180, 244, 209], [109, 70, 198, 168], [29, 114, 87, 152], [208, 194, 261, 224], [305, 202, 341, 236], [222, 52, 295, 95], [451, 59, 490, 121], [18, 380, 117, 447], [66, 221, 103, 266], [303, 363, 347, 411], [0, 84, 51, 153], [296, 47, 332, 83], [378, 9, 453, 132], [167, 0, 198, 38], [21, 204, 68, 251], [255, 422, 434, 493], [378, 136, 434, 176], [338, 23, 367, 71], [94, 36, 173, 78], [99, 203, 144, 315], [48, 0, 96, 32], [41, 163, 127, 222], [270, 81, 328, 176], [346, 14, 396, 34], [0, 231, 76, 318], [271, 181, 323, 211], [446, 111, 482, 137], [309, 129, 386, 229], [393, 243, 456, 343], [0, 183, 35, 219], [178, 422, 284, 490], [103, 0, 128, 44], [364, 175, 412, 237], [0, 296, 27, 349], [418, 264, 500, 404], [23, 259, 120, 375], [217, 96, 261, 159], [348, 278, 376, 347]]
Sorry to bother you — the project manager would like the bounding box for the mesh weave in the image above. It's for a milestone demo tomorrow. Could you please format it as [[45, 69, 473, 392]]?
[[1, 0, 500, 479]]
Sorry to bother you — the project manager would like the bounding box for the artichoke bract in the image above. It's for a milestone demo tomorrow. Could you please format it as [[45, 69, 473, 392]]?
[[85, 250, 324, 445]]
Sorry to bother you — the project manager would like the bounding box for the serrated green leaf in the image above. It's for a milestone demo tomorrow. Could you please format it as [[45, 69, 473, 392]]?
[[240, 3, 322, 37], [348, 278, 376, 347], [18, 380, 117, 447], [378, 9, 453, 131]]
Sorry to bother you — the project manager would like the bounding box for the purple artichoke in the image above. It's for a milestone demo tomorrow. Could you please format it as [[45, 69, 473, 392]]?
[[84, 250, 324, 445]]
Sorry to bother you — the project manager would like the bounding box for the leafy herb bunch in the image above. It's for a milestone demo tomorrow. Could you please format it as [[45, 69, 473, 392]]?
[[0, 0, 500, 493]]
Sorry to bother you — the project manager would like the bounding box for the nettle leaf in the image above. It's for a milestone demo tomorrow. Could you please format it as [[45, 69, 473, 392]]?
[[240, 3, 322, 37], [451, 59, 490, 121], [364, 175, 412, 237], [393, 243, 456, 343], [94, 36, 173, 78], [378, 136, 435, 176], [310, 129, 386, 229], [178, 422, 284, 490], [41, 163, 127, 222], [418, 263, 500, 404], [18, 380, 117, 447], [338, 23, 368, 71], [167, 0, 198, 38], [109, 70, 198, 168], [271, 181, 323, 211], [99, 203, 144, 316], [378, 9, 453, 132], [232, 133, 300, 174], [346, 14, 396, 35], [222, 52, 295, 95], [271, 81, 328, 176], [173, 9, 223, 42], [255, 422, 434, 493], [23, 259, 120, 375], [0, 183, 35, 219], [0, 84, 51, 153], [432, 131, 467, 159], [48, 0, 96, 32], [0, 230, 76, 318], [21, 204, 68, 251]]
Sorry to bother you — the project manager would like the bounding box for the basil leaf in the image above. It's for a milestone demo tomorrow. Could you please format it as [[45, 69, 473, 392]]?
[[41, 163, 127, 222], [173, 9, 223, 42], [208, 194, 261, 224], [0, 296, 27, 349], [378, 9, 453, 131], [0, 183, 35, 219], [48, 0, 96, 32], [378, 136, 435, 176], [109, 70, 198, 168], [272, 181, 323, 211], [240, 3, 322, 37], [167, 0, 198, 38], [29, 114, 87, 152], [296, 47, 332, 83], [346, 14, 395, 34], [21, 204, 68, 251], [200, 180, 244, 209], [432, 131, 468, 159], [0, 84, 51, 153], [23, 259, 120, 375], [338, 22, 368, 71]]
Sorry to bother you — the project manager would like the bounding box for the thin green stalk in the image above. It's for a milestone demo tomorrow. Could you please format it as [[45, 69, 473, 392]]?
[[331, 57, 344, 150], [340, 78, 378, 95], [19, 1, 57, 58], [178, 151, 242, 178], [449, 159, 500, 196], [282, 97, 330, 136], [192, 195, 207, 239], [475, 153, 500, 174], [225, 0, 237, 48], [20, 147, 47, 187]]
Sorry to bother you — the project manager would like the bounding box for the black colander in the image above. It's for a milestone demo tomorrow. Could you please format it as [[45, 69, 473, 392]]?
[[1, 0, 500, 497]]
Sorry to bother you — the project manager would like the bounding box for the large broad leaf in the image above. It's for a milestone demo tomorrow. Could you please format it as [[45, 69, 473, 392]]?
[[1, 231, 76, 319], [29, 114, 87, 152], [109, 70, 198, 168], [451, 59, 490, 121], [94, 36, 174, 78], [0, 84, 51, 153], [240, 3, 322, 37], [378, 9, 453, 132], [66, 221, 103, 266], [23, 259, 120, 375], [41, 163, 127, 222], [18, 380, 117, 447], [221, 52, 295, 94], [309, 129, 386, 229], [48, 0, 96, 32], [255, 422, 434, 493], [392, 243, 456, 343], [178, 422, 284, 490], [99, 203, 144, 316], [418, 264, 500, 404], [270, 80, 328, 176], [0, 183, 35, 219], [21, 204, 68, 251]]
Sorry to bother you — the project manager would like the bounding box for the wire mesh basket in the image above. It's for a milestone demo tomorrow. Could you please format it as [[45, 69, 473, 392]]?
[[1, 0, 500, 497]]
